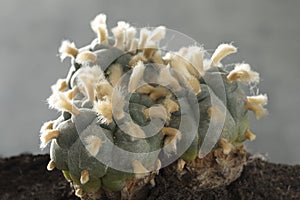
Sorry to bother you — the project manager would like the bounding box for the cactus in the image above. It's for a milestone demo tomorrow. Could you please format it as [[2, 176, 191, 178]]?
[[40, 13, 268, 199]]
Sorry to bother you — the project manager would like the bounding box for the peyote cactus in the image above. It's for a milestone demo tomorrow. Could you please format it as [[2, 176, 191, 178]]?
[[40, 14, 268, 199]]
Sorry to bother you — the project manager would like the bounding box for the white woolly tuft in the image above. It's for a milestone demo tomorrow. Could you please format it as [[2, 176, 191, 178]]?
[[247, 94, 268, 105], [143, 41, 156, 58], [171, 46, 204, 78], [245, 129, 256, 141], [132, 160, 149, 179], [227, 63, 260, 83], [148, 26, 166, 43], [80, 170, 90, 185], [162, 127, 182, 139], [203, 58, 213, 71], [138, 28, 151, 49], [163, 50, 203, 93], [111, 87, 126, 120], [51, 79, 67, 92], [162, 52, 172, 62], [77, 76, 94, 102], [163, 98, 180, 114], [246, 94, 268, 120], [163, 134, 181, 156], [129, 52, 147, 67], [129, 38, 139, 53], [149, 86, 170, 101], [40, 120, 54, 133], [126, 26, 137, 50], [128, 61, 146, 93], [136, 84, 154, 94], [112, 21, 131, 49], [144, 105, 167, 121], [158, 64, 182, 91], [97, 24, 109, 44], [48, 92, 80, 116], [219, 138, 233, 155], [65, 86, 79, 100], [94, 98, 113, 124], [90, 14, 108, 44], [162, 127, 182, 155], [177, 159, 186, 171], [164, 52, 193, 80], [58, 40, 78, 61], [47, 160, 56, 171], [251, 104, 268, 119], [77, 66, 105, 102], [40, 129, 59, 149], [186, 46, 205, 77], [90, 14, 107, 33], [84, 135, 102, 157], [95, 81, 113, 100], [187, 76, 201, 95], [75, 51, 97, 65], [155, 159, 162, 172], [152, 50, 164, 64], [75, 189, 83, 198], [211, 43, 237, 66], [167, 53, 202, 94], [108, 64, 123, 86], [119, 121, 146, 139]]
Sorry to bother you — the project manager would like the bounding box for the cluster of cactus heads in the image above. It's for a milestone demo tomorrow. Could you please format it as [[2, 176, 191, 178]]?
[[40, 13, 268, 199]]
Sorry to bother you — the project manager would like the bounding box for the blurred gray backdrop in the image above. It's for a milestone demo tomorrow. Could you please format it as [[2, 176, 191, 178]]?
[[1, 0, 299, 164]]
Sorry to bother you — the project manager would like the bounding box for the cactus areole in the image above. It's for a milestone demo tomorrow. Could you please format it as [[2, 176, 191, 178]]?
[[40, 14, 268, 199]]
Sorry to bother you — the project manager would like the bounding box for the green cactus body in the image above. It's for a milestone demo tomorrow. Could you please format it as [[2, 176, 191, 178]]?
[[40, 14, 268, 199]]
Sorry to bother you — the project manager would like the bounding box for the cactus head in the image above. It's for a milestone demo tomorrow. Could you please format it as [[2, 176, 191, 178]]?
[[40, 14, 268, 199]]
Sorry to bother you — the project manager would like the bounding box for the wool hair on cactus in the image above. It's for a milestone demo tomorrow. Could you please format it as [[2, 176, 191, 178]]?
[[40, 13, 268, 200]]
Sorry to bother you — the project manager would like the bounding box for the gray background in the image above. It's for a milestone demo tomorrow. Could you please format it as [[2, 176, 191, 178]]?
[[1, 0, 299, 164]]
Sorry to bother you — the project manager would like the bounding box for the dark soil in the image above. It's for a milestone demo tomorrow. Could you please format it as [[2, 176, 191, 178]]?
[[0, 154, 299, 200]]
